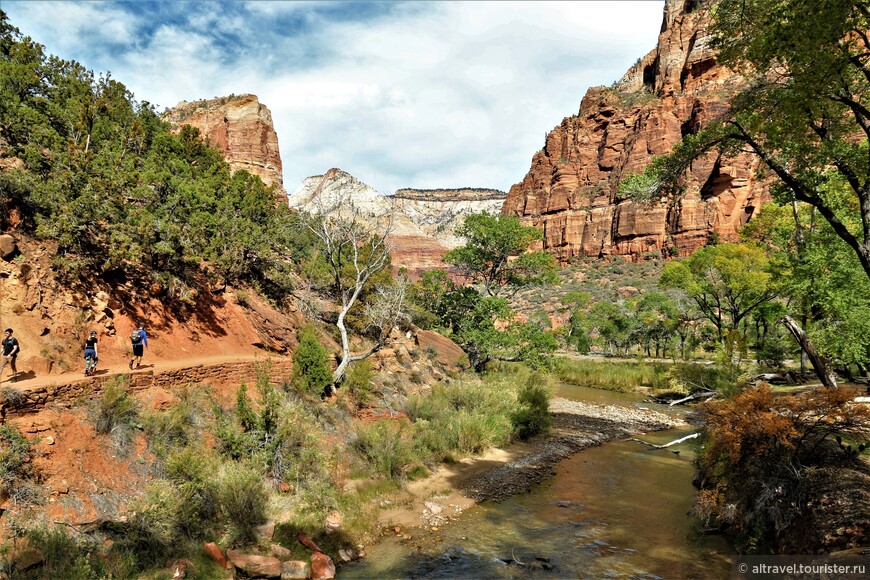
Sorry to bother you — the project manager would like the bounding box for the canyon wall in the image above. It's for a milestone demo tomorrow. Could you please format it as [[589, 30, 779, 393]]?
[[163, 94, 286, 200], [502, 0, 769, 261], [392, 188, 507, 249]]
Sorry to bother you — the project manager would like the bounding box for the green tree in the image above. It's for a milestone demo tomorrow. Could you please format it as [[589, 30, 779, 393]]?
[[427, 212, 560, 371], [585, 301, 633, 355], [0, 14, 302, 300], [659, 243, 778, 347], [633, 292, 679, 358], [444, 212, 557, 297], [291, 328, 333, 397], [742, 193, 870, 377]]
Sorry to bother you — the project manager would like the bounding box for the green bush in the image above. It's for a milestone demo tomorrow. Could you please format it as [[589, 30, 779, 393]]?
[[291, 328, 333, 397], [143, 388, 203, 457], [345, 359, 376, 407], [121, 480, 183, 568], [20, 525, 124, 580], [163, 445, 220, 540], [512, 372, 553, 440]]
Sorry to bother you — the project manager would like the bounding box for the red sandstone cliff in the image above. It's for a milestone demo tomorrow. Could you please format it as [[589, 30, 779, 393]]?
[[502, 0, 769, 260], [163, 94, 286, 200]]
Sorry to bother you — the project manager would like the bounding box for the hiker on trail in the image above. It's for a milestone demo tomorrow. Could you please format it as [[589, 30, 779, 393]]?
[[129, 324, 148, 370], [0, 328, 20, 383], [84, 330, 98, 377]]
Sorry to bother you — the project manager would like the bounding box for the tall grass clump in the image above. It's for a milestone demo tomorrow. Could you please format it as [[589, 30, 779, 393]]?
[[402, 370, 521, 462], [216, 462, 269, 546], [143, 387, 206, 458], [554, 357, 670, 392], [91, 377, 140, 453]]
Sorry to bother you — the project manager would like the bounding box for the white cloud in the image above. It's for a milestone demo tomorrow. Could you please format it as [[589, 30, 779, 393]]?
[[4, 0, 664, 193]]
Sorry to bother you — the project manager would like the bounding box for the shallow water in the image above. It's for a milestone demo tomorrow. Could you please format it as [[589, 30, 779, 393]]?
[[342, 384, 733, 579]]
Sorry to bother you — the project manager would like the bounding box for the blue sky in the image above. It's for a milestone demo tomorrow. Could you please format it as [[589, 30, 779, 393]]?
[[4, 1, 664, 194]]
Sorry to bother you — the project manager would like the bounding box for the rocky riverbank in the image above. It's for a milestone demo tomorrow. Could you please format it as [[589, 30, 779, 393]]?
[[376, 397, 687, 531], [461, 397, 686, 501]]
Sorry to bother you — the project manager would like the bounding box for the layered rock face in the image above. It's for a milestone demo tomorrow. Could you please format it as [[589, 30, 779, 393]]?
[[392, 188, 507, 249], [289, 171, 508, 274], [163, 95, 286, 199], [502, 0, 769, 261]]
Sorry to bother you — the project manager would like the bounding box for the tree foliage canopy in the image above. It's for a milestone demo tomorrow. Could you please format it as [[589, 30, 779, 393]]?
[[444, 212, 557, 297], [0, 13, 300, 300], [659, 243, 778, 343]]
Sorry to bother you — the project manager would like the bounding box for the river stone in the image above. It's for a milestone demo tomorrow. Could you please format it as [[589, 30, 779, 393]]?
[[203, 542, 227, 569], [226, 549, 281, 578], [310, 552, 336, 580], [281, 560, 308, 579]]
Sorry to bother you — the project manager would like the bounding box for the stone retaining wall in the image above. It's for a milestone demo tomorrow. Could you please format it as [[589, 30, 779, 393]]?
[[3, 358, 295, 416]]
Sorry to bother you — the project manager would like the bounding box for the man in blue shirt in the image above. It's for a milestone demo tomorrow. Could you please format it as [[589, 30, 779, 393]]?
[[129, 324, 149, 370]]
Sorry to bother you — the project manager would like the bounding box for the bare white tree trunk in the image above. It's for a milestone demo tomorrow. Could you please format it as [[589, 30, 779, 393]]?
[[305, 192, 404, 389]]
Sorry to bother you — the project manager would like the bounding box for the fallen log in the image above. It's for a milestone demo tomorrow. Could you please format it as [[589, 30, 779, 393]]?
[[628, 432, 700, 449], [781, 316, 838, 387], [668, 391, 716, 406]]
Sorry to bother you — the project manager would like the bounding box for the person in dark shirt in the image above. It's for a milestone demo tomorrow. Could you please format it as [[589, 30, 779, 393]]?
[[84, 330, 98, 376], [1, 328, 20, 383]]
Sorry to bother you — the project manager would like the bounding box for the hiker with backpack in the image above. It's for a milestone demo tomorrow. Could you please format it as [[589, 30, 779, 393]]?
[[0, 328, 20, 383], [129, 324, 148, 370], [84, 330, 98, 376]]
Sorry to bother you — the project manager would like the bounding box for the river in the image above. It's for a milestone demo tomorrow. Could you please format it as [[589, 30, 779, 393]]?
[[342, 384, 734, 579]]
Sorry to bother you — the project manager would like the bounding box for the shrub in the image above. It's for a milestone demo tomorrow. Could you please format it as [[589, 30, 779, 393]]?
[[143, 388, 203, 457], [92, 378, 139, 435], [512, 372, 553, 440], [291, 328, 333, 397], [695, 385, 870, 553], [121, 481, 183, 568], [22, 525, 120, 580], [216, 462, 269, 546], [344, 359, 376, 407], [0, 386, 23, 408], [163, 445, 220, 540]]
